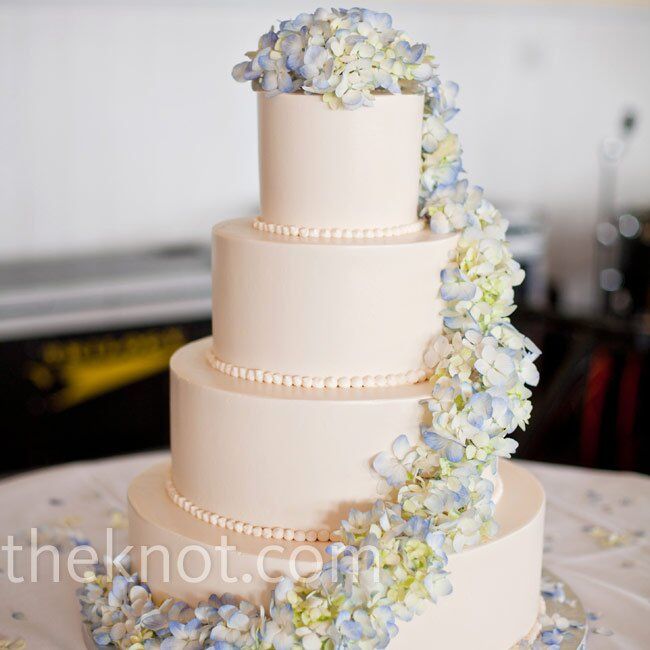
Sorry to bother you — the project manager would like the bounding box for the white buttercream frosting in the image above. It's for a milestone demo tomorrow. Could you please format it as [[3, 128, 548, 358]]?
[[206, 349, 430, 389], [257, 92, 424, 231], [253, 218, 425, 240], [166, 475, 336, 543], [509, 598, 545, 648]]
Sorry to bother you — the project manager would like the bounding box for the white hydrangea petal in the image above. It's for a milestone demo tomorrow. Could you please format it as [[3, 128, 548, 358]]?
[[392, 434, 411, 460]]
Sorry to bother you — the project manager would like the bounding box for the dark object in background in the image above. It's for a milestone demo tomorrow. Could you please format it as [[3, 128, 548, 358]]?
[[0, 245, 211, 474], [617, 208, 650, 317], [514, 308, 649, 474], [595, 107, 643, 317]]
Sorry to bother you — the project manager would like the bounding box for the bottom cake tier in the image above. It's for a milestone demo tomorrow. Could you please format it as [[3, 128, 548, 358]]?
[[128, 458, 544, 649]]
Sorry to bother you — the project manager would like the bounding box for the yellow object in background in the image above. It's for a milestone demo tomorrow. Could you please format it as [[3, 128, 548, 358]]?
[[28, 327, 186, 411]]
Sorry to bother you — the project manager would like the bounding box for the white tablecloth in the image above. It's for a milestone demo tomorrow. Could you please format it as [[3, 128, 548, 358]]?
[[0, 453, 648, 649]]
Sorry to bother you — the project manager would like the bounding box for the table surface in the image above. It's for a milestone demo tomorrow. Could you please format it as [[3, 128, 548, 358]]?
[[0, 453, 648, 649]]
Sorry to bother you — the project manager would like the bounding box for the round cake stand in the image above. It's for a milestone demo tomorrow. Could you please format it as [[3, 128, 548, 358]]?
[[81, 567, 588, 649], [529, 568, 589, 649]]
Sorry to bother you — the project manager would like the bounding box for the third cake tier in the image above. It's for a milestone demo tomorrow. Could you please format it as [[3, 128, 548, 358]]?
[[170, 338, 502, 538]]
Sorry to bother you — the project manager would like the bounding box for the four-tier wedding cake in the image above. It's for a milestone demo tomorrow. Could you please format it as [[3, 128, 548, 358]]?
[[122, 8, 544, 649]]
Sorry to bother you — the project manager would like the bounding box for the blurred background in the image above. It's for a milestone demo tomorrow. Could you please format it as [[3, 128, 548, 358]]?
[[0, 0, 648, 475]]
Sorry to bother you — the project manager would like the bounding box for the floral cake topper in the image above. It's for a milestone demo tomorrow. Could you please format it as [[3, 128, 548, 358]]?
[[81, 8, 541, 649], [232, 8, 437, 110]]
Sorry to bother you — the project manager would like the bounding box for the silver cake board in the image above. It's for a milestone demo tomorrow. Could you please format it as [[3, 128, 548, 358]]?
[[81, 568, 588, 649]]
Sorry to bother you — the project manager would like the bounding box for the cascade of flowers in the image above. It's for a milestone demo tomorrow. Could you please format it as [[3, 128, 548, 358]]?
[[80, 8, 540, 649]]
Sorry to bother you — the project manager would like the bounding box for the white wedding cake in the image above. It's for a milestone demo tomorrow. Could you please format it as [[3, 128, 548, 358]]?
[[120, 8, 544, 649]]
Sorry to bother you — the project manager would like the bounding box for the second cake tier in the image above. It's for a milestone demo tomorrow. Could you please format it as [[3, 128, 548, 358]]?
[[211, 218, 457, 385]]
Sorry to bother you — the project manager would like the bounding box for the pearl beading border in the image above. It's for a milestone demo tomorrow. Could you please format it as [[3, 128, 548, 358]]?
[[253, 217, 425, 239], [206, 349, 430, 389], [166, 475, 337, 543]]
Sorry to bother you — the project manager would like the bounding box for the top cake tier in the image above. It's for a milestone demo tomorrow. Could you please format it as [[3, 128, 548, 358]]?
[[258, 92, 424, 231]]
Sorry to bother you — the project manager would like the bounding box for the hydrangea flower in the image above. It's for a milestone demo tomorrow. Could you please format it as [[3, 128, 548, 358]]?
[[422, 428, 465, 462], [208, 600, 262, 647], [373, 434, 417, 490], [232, 8, 438, 110], [423, 335, 453, 370], [422, 181, 484, 232], [474, 340, 516, 388], [161, 619, 208, 650], [440, 267, 477, 302], [421, 133, 463, 194]]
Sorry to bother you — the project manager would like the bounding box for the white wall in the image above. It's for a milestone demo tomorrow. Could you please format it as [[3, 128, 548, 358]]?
[[1, 1, 649, 309]]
